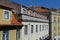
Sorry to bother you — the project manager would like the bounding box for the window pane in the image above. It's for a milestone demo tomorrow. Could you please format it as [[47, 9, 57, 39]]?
[[4, 11, 9, 20], [34, 12, 36, 16], [36, 39, 38, 40], [29, 10, 32, 16], [3, 30, 9, 40], [36, 25, 38, 32], [16, 29, 20, 40], [40, 25, 41, 31], [31, 25, 34, 33], [22, 9, 26, 14], [39, 38, 42, 40], [42, 25, 44, 31], [24, 25, 28, 35], [30, 11, 32, 16], [54, 17, 56, 23]]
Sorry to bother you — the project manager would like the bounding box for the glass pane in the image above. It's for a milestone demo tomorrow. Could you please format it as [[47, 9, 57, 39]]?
[[16, 29, 20, 40], [4, 11, 9, 19], [24, 25, 28, 35], [31, 25, 34, 33], [36, 25, 38, 32], [23, 9, 26, 14], [3, 30, 9, 40]]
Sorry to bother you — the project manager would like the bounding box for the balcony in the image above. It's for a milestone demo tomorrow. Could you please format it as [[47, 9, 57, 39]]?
[[17, 14, 49, 22]]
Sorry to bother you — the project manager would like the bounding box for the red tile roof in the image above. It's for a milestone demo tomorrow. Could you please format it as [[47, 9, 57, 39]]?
[[30, 6, 51, 13], [36, 9, 50, 13]]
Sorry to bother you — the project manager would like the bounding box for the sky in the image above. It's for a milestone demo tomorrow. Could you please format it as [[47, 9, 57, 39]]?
[[10, 0, 60, 9]]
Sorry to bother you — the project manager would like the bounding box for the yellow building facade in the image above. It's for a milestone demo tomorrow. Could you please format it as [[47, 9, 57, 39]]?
[[50, 11, 60, 40], [0, 0, 23, 40], [0, 30, 15, 40], [0, 6, 21, 40], [0, 5, 15, 40], [0, 8, 12, 25]]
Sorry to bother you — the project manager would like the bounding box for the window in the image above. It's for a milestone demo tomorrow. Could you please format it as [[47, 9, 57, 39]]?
[[54, 33, 56, 37], [58, 17, 60, 22], [44, 25, 45, 30], [42, 36, 44, 40], [24, 25, 28, 35], [54, 24, 57, 30], [40, 25, 41, 31], [3, 10, 10, 20], [58, 26, 60, 30], [3, 30, 9, 40], [36, 25, 38, 32], [34, 12, 36, 16], [47, 25, 49, 29], [29, 10, 32, 16], [39, 38, 42, 40], [58, 33, 60, 35], [46, 25, 48, 30], [58, 38, 60, 40], [54, 38, 56, 40], [36, 13, 40, 17], [58, 17, 60, 30], [31, 25, 34, 33], [42, 25, 44, 31], [16, 29, 20, 40], [22, 8, 26, 14], [54, 17, 57, 30], [45, 25, 46, 30], [36, 39, 38, 40], [54, 17, 56, 23], [43, 25, 44, 31], [37, 13, 40, 17]]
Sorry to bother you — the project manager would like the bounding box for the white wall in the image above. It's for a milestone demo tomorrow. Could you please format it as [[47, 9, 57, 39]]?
[[21, 22, 49, 40]]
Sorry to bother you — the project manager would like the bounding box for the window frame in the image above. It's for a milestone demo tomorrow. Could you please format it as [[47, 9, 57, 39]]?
[[36, 25, 38, 32], [40, 25, 41, 31], [54, 17, 56, 23], [3, 10, 10, 20], [42, 25, 44, 31], [34, 12, 36, 17], [22, 8, 26, 14], [24, 25, 28, 35], [31, 25, 34, 33], [2, 30, 9, 40], [28, 10, 32, 16], [16, 29, 20, 40], [39, 38, 42, 40]]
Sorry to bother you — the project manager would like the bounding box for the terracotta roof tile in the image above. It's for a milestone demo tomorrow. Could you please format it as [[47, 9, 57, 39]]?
[[36, 9, 51, 13], [29, 6, 51, 13]]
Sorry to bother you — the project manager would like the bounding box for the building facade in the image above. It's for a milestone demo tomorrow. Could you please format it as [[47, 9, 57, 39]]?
[[0, 0, 22, 40], [0, 0, 49, 40], [49, 11, 60, 40], [30, 6, 60, 40], [20, 5, 49, 40]]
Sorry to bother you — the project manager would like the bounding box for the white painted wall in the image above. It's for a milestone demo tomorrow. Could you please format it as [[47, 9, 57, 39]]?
[[21, 22, 49, 40]]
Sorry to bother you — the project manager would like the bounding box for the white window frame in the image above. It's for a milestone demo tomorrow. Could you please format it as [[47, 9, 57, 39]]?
[[28, 10, 32, 16], [3, 10, 10, 20], [34, 12, 36, 17], [21, 8, 26, 14]]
